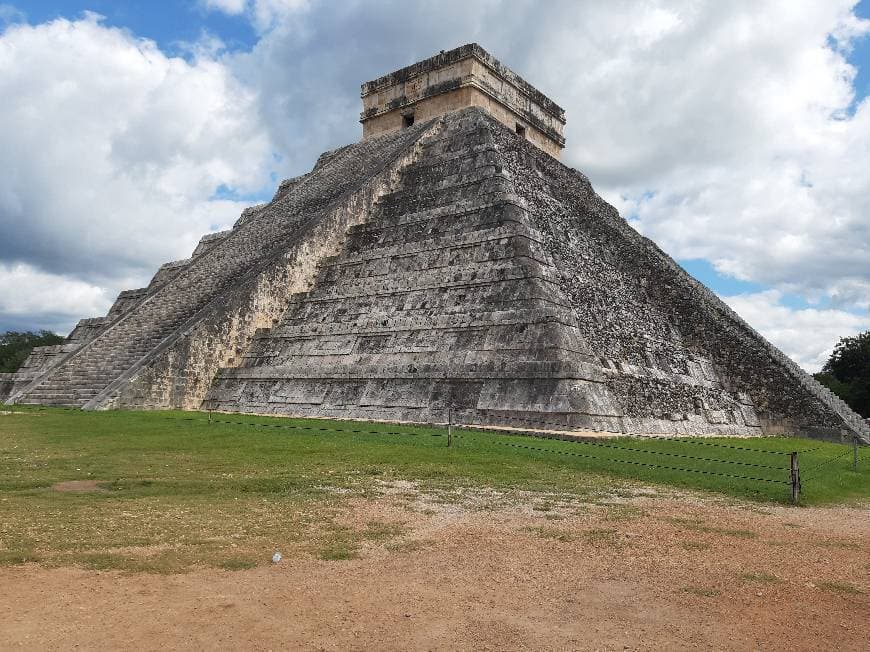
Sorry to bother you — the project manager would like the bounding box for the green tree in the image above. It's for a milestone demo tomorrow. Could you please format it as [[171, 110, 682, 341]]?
[[0, 331, 65, 373], [814, 331, 870, 418]]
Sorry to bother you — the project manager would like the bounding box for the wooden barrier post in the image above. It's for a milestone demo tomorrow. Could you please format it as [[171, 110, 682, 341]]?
[[854, 437, 859, 471], [790, 451, 801, 504], [447, 406, 453, 448]]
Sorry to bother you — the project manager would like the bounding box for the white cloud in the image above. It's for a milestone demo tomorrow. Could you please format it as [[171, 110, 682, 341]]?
[[250, 0, 309, 32], [0, 263, 111, 333], [537, 0, 870, 308], [201, 0, 247, 14], [0, 13, 274, 300], [722, 290, 870, 372], [202, 0, 309, 32]]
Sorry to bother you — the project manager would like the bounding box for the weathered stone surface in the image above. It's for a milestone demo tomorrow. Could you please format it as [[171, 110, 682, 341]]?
[[5, 105, 868, 443]]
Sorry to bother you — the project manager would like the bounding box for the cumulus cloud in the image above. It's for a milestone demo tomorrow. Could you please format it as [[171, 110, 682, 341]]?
[[0, 263, 110, 333], [203, 0, 309, 32], [0, 13, 275, 331], [201, 0, 247, 14], [722, 290, 870, 372]]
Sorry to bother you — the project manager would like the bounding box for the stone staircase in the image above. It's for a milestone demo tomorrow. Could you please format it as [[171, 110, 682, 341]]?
[[14, 121, 435, 408], [205, 110, 621, 429]]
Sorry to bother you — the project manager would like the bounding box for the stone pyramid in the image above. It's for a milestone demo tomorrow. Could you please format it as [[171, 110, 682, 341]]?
[[4, 45, 867, 443]]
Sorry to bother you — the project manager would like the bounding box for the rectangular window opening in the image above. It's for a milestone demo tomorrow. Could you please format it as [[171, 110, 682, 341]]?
[[515, 123, 527, 138], [402, 113, 415, 128]]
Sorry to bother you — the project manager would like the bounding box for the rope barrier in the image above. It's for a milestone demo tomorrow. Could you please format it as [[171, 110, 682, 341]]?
[[14, 406, 857, 496], [162, 414, 443, 440], [8, 405, 828, 454], [177, 416, 787, 472], [167, 413, 794, 485], [801, 449, 855, 479], [627, 432, 824, 455], [464, 433, 804, 470], [460, 433, 789, 471], [453, 412, 819, 454], [142, 413, 829, 482], [166, 415, 790, 483], [478, 439, 790, 484]]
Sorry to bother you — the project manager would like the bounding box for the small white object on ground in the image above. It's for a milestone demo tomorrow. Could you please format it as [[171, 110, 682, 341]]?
[[272, 551, 282, 564]]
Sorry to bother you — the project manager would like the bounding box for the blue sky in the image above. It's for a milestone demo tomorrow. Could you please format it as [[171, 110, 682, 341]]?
[[853, 1, 870, 98], [1, 1, 869, 371], [12, 1, 259, 51]]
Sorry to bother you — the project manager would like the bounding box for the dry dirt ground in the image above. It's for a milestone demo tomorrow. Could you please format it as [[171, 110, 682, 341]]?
[[1, 485, 868, 651]]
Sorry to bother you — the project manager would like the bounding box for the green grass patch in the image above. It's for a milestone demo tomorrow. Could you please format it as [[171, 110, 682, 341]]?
[[681, 541, 712, 551], [310, 520, 403, 561], [604, 504, 645, 521], [64, 550, 200, 574], [361, 520, 405, 542], [1, 407, 868, 573], [385, 539, 434, 553], [583, 528, 620, 545], [817, 581, 863, 595], [815, 539, 862, 550], [218, 557, 259, 571], [0, 549, 40, 565], [316, 542, 360, 561]]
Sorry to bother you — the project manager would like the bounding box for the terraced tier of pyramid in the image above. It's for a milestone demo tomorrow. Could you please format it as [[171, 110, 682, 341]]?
[[6, 107, 867, 443]]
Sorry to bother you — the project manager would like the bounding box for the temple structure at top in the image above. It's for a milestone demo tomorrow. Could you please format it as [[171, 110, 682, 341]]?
[[360, 43, 566, 158]]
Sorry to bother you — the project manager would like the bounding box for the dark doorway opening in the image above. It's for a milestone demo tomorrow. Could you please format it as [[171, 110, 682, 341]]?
[[515, 122, 527, 138], [403, 113, 415, 128]]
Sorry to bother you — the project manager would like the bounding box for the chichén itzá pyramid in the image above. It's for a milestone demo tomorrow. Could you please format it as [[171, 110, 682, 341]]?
[[2, 44, 868, 443]]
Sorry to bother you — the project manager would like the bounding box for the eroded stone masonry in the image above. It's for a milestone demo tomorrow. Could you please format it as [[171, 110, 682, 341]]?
[[3, 44, 867, 443]]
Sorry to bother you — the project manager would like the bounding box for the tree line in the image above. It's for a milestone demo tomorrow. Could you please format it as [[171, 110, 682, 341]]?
[[0, 331, 65, 373], [813, 331, 870, 419]]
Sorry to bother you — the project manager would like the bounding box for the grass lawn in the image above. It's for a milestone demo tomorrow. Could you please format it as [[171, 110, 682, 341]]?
[[1, 407, 867, 573]]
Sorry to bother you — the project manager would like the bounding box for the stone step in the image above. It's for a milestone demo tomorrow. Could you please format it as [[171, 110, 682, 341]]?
[[377, 176, 512, 219], [335, 222, 546, 269], [394, 161, 500, 195], [347, 195, 527, 236], [303, 258, 559, 303], [398, 144, 499, 180], [219, 358, 603, 381], [279, 275, 565, 322], [260, 307, 581, 339]]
